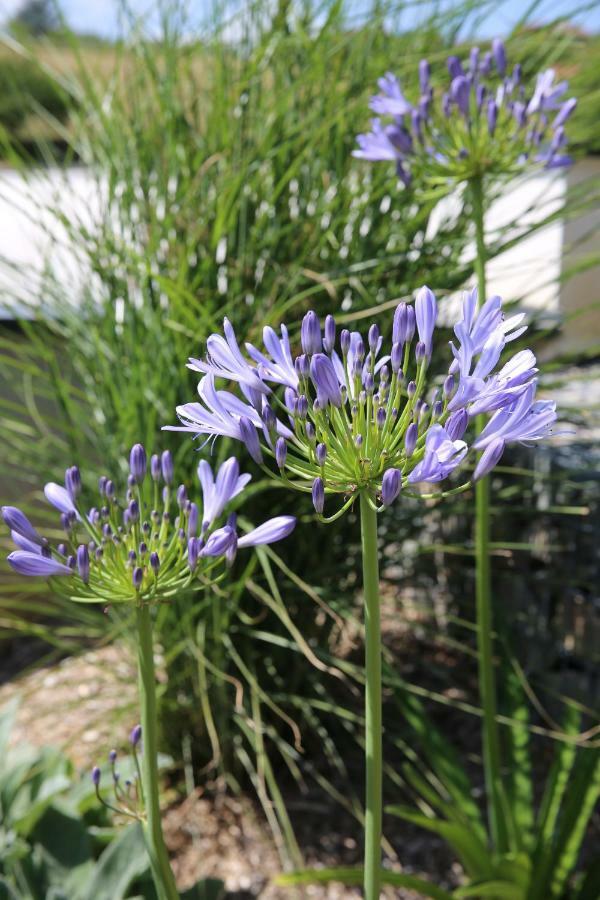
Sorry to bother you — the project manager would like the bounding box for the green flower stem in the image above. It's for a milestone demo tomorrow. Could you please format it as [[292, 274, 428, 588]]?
[[360, 491, 383, 900], [136, 604, 180, 900], [470, 175, 507, 853]]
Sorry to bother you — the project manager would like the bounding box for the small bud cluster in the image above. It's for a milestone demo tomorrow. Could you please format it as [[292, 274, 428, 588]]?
[[91, 724, 145, 821], [3, 449, 296, 598], [167, 285, 557, 519], [354, 38, 576, 187]]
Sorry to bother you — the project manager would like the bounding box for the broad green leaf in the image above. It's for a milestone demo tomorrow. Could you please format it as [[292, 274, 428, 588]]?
[[82, 823, 150, 900], [454, 880, 527, 899], [276, 866, 454, 899]]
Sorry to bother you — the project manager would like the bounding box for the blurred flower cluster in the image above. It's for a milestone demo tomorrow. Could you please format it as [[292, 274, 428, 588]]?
[[354, 38, 576, 188], [167, 286, 556, 517], [2, 447, 295, 601]]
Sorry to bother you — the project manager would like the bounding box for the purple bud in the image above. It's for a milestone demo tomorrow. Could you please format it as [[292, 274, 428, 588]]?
[[323, 315, 336, 353], [376, 407, 386, 428], [415, 341, 426, 363], [407, 380, 416, 398], [316, 443, 327, 466], [310, 353, 342, 408], [161, 450, 173, 485], [187, 536, 200, 570], [295, 353, 310, 378], [129, 444, 146, 483], [340, 329, 351, 355], [301, 310, 321, 356], [275, 437, 287, 469], [130, 724, 142, 747], [312, 477, 325, 515], [480, 51, 492, 76], [176, 484, 187, 507], [105, 480, 115, 500], [405, 422, 418, 456], [150, 551, 160, 574], [151, 454, 161, 481], [132, 567, 143, 590], [98, 475, 108, 495], [446, 408, 469, 441], [368, 324, 380, 351], [447, 55, 463, 79], [188, 502, 199, 538], [432, 400, 443, 419], [487, 99, 498, 135], [262, 402, 276, 431], [451, 75, 470, 117], [128, 499, 139, 523], [109, 749, 117, 764], [469, 46, 480, 73], [67, 555, 75, 569], [443, 374, 455, 397], [65, 466, 81, 501], [2, 506, 45, 547], [95, 547, 103, 561], [297, 395, 308, 419], [474, 437, 505, 481], [492, 38, 506, 77], [239, 417, 263, 464], [77, 544, 90, 584], [405, 306, 416, 341], [355, 434, 363, 448], [92, 766, 101, 787], [364, 372, 374, 394], [354, 337, 365, 362], [127, 474, 136, 490], [381, 469, 401, 506], [418, 59, 430, 93], [305, 422, 316, 443], [57, 542, 67, 556], [392, 303, 407, 344]]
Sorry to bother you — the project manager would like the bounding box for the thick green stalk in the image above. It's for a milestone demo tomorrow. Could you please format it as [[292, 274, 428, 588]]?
[[136, 604, 180, 900], [470, 176, 507, 853], [360, 491, 383, 900]]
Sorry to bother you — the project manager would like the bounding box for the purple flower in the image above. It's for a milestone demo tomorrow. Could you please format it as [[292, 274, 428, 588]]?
[[65, 466, 81, 500], [415, 286, 437, 357], [473, 437, 506, 481], [77, 544, 90, 584], [369, 72, 412, 117], [237, 515, 296, 548], [474, 382, 557, 449], [7, 551, 74, 577], [451, 76, 471, 117], [381, 469, 401, 506], [246, 324, 298, 391], [408, 425, 468, 484], [275, 437, 287, 469], [310, 354, 342, 408], [2, 506, 45, 547], [200, 525, 237, 558], [129, 444, 147, 483], [189, 318, 268, 397], [492, 38, 506, 77], [161, 450, 174, 485], [323, 315, 336, 354], [198, 457, 251, 528], [301, 311, 322, 356], [130, 724, 142, 746], [44, 482, 80, 518], [92, 766, 101, 787], [312, 477, 325, 514], [418, 59, 430, 93]]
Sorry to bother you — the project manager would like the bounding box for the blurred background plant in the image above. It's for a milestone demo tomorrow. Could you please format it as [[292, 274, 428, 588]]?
[[0, 0, 598, 889]]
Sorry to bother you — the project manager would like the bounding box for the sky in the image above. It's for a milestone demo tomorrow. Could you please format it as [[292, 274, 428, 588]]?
[[1, 0, 599, 40]]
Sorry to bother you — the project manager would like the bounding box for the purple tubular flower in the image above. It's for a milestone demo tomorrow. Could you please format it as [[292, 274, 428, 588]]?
[[316, 443, 327, 466], [418, 59, 430, 93], [474, 437, 505, 481], [408, 424, 468, 484], [310, 354, 342, 408], [340, 329, 351, 355], [312, 477, 325, 514], [65, 466, 81, 500], [487, 99, 498, 136], [187, 502, 199, 537], [392, 303, 408, 344], [109, 749, 117, 764], [161, 450, 174, 485], [150, 551, 160, 574], [553, 97, 577, 128], [129, 444, 147, 483], [451, 75, 470, 117], [301, 311, 322, 356], [150, 454, 161, 481], [7, 551, 74, 577], [92, 766, 101, 787], [198, 457, 251, 527], [77, 544, 90, 584], [415, 286, 437, 357], [2, 506, 45, 546], [369, 72, 413, 116], [200, 525, 237, 558], [246, 324, 298, 391], [275, 437, 287, 469], [381, 469, 402, 506], [189, 317, 269, 396], [474, 383, 556, 449], [237, 515, 296, 548], [469, 46, 480, 73], [323, 315, 336, 353], [128, 499, 140, 523], [391, 342, 403, 373], [130, 724, 142, 747], [492, 38, 507, 77], [447, 55, 464, 79], [187, 537, 200, 570], [10, 531, 49, 555], [44, 483, 79, 518], [405, 422, 418, 456], [132, 567, 143, 590], [239, 417, 263, 464]]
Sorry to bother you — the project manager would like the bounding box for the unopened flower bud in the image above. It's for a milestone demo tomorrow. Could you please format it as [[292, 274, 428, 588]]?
[[405, 422, 418, 456], [407, 380, 416, 398], [262, 402, 276, 430], [98, 475, 108, 495], [312, 477, 325, 515], [132, 567, 143, 590], [368, 323, 380, 351], [443, 374, 455, 398], [188, 537, 200, 571], [150, 551, 160, 574], [109, 749, 117, 764], [340, 329, 351, 355], [239, 417, 263, 464], [297, 395, 308, 419], [275, 437, 287, 469], [295, 353, 310, 378], [391, 342, 403, 373], [65, 465, 81, 500], [301, 310, 321, 356], [376, 407, 386, 428], [130, 724, 142, 747], [128, 499, 139, 523], [316, 443, 327, 466], [305, 422, 316, 443], [151, 454, 161, 481], [92, 766, 101, 787], [364, 372, 374, 394], [381, 469, 402, 506], [323, 315, 336, 353], [105, 480, 115, 500], [129, 444, 147, 483], [161, 450, 173, 485], [77, 544, 90, 584]]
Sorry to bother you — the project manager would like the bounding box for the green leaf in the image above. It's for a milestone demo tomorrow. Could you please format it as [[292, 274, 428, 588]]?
[[454, 880, 527, 899], [386, 806, 494, 879], [502, 663, 534, 852], [82, 823, 150, 900], [0, 700, 19, 763], [276, 866, 454, 899]]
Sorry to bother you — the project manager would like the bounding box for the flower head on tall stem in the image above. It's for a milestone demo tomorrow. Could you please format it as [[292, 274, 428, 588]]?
[[2, 448, 295, 602], [353, 38, 576, 192], [166, 286, 557, 518]]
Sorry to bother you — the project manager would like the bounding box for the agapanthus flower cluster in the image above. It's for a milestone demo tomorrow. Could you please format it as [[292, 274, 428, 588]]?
[[354, 38, 576, 188], [2, 446, 295, 601], [166, 286, 557, 517], [92, 724, 145, 820]]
